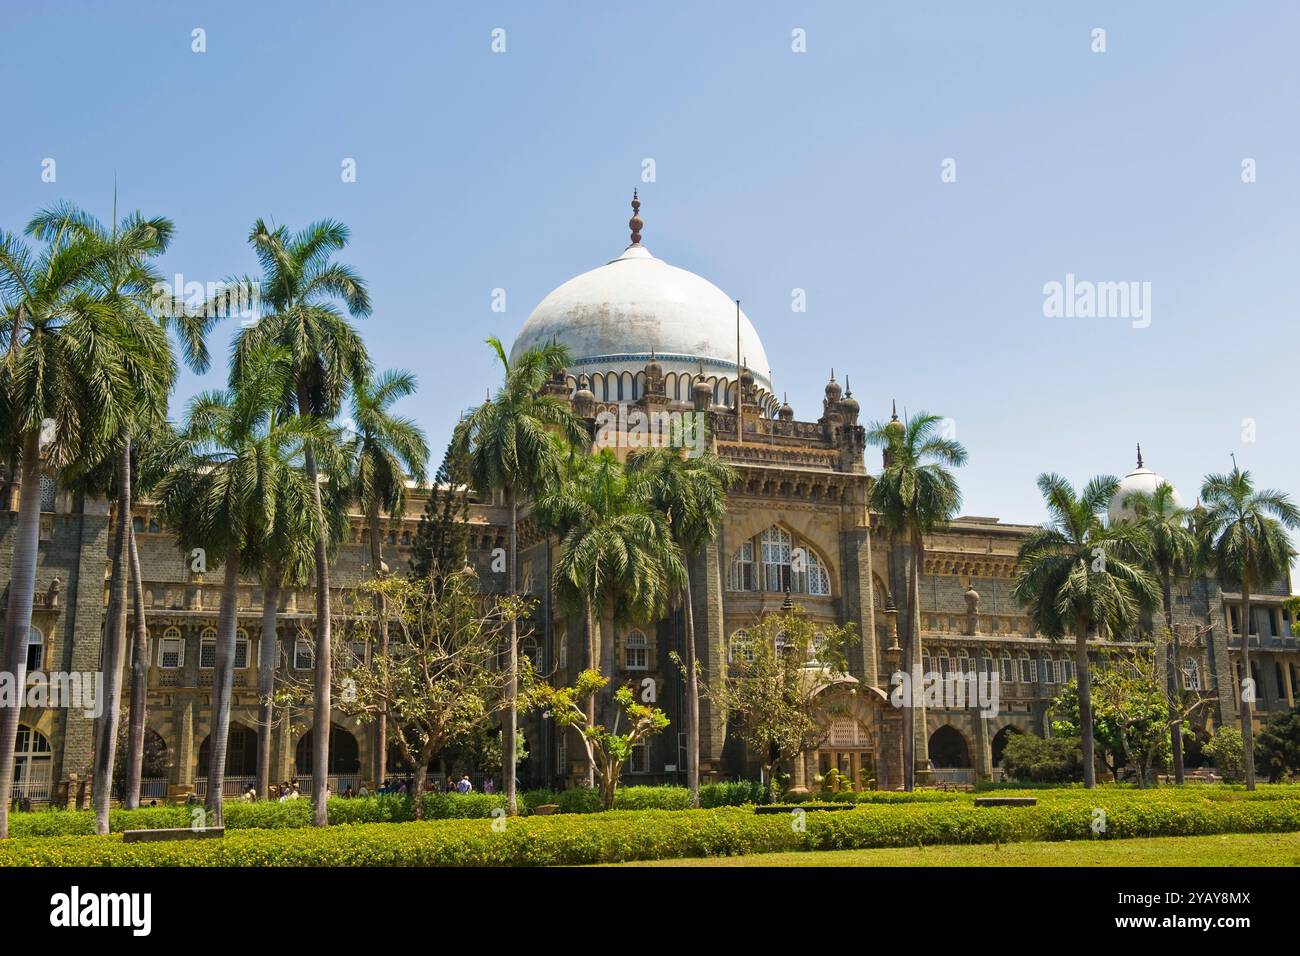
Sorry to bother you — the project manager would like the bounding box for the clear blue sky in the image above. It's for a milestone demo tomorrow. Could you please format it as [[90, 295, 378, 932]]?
[[5, 1, 1298, 582]]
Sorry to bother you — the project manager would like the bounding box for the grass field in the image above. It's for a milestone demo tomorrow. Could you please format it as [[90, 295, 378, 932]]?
[[617, 831, 1300, 867]]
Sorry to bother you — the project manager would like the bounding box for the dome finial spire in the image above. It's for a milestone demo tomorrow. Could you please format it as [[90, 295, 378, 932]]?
[[1136, 442, 1144, 468], [629, 189, 643, 245]]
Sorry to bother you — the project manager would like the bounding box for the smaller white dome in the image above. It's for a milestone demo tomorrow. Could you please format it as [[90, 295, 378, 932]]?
[[1108, 446, 1183, 524]]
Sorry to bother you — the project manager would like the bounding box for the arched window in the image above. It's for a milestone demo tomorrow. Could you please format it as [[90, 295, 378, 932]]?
[[1060, 657, 1075, 683], [199, 627, 217, 668], [792, 546, 831, 597], [937, 653, 950, 677], [1181, 658, 1201, 690], [956, 651, 971, 677], [624, 630, 648, 670], [234, 629, 249, 669], [760, 527, 793, 592], [774, 631, 789, 655], [921, 653, 932, 676], [520, 636, 540, 667], [980, 654, 994, 677], [159, 627, 183, 669], [1018, 656, 1034, 684], [294, 637, 314, 670], [728, 541, 754, 591], [39, 475, 57, 513], [1040, 656, 1055, 684], [729, 629, 753, 664], [14, 724, 52, 800], [999, 654, 1014, 683], [25, 627, 43, 673]]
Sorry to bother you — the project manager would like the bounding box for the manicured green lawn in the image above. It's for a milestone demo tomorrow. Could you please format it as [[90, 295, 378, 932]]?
[[617, 831, 1300, 867]]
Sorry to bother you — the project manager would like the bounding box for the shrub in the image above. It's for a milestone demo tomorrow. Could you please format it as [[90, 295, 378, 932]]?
[[1254, 706, 1300, 783], [1204, 727, 1245, 782], [4, 795, 1297, 867], [1001, 735, 1084, 783], [698, 780, 766, 808]]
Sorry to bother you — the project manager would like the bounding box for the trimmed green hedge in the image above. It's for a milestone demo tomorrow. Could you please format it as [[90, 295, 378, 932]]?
[[4, 796, 1298, 867], [12, 782, 1298, 839]]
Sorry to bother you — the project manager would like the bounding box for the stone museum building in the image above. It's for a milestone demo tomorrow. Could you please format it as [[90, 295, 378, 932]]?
[[3, 197, 1297, 802]]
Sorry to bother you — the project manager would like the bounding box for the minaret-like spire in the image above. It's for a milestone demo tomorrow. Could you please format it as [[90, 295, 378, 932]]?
[[845, 376, 852, 397], [1136, 442, 1144, 468], [891, 398, 898, 420], [629, 189, 643, 244]]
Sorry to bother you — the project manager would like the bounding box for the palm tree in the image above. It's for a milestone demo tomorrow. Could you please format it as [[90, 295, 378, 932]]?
[[626, 446, 736, 807], [535, 450, 685, 785], [0, 208, 172, 839], [157, 348, 326, 825], [346, 369, 429, 787], [865, 409, 966, 791], [252, 461, 321, 803], [452, 337, 585, 813], [232, 219, 371, 826], [1198, 466, 1299, 791], [1122, 482, 1198, 783], [1012, 474, 1158, 788]]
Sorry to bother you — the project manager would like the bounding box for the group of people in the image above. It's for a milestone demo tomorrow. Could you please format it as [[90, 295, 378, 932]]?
[[237, 781, 303, 802], [337, 774, 484, 798]]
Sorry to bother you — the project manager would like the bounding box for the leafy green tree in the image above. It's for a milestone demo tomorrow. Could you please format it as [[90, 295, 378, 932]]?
[[1000, 734, 1084, 784], [691, 606, 857, 794], [1051, 649, 1170, 786], [1012, 474, 1158, 788], [232, 219, 372, 825], [157, 348, 327, 825], [1254, 705, 1300, 783], [452, 337, 585, 813], [1203, 726, 1245, 782], [533, 669, 669, 810], [535, 450, 684, 784], [1118, 482, 1198, 782], [626, 447, 736, 807], [345, 369, 429, 787], [334, 570, 527, 806], [0, 206, 174, 838], [865, 408, 966, 790], [1198, 466, 1299, 790]]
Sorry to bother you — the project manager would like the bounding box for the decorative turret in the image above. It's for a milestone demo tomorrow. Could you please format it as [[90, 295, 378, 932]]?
[[778, 392, 794, 421], [886, 399, 904, 435], [824, 370, 842, 402], [573, 373, 596, 417], [840, 376, 860, 421], [692, 375, 713, 412]]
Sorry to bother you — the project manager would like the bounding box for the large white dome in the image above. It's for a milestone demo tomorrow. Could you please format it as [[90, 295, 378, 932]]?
[[510, 198, 772, 402], [1108, 446, 1184, 524]]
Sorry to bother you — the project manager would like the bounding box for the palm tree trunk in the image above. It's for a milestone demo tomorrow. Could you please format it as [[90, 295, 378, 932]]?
[[368, 499, 388, 789], [206, 543, 241, 827], [1162, 577, 1185, 784], [1240, 585, 1256, 791], [93, 442, 132, 834], [123, 523, 150, 808], [301, 419, 332, 827], [256, 580, 279, 802], [902, 529, 923, 791], [504, 487, 518, 815], [584, 600, 597, 788], [684, 554, 701, 807], [0, 430, 43, 840], [1076, 624, 1097, 789]]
